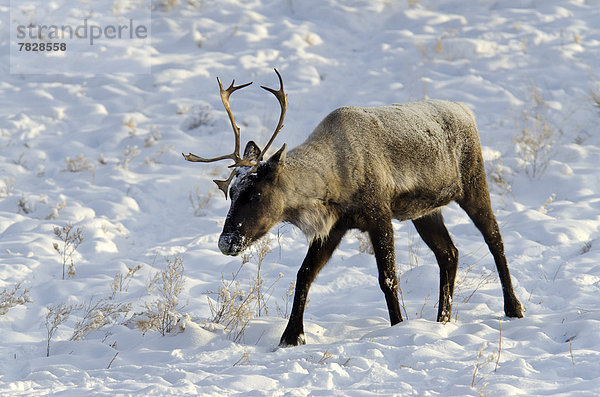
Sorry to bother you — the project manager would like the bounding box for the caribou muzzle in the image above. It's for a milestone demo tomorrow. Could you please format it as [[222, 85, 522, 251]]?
[[218, 232, 248, 256]]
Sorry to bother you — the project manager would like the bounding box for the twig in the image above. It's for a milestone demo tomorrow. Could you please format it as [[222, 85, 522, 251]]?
[[568, 337, 575, 366], [233, 351, 250, 367], [471, 343, 495, 389], [419, 291, 431, 319], [495, 317, 502, 372], [318, 349, 332, 364], [107, 352, 119, 369], [471, 350, 481, 388], [398, 283, 409, 320], [255, 330, 267, 345], [552, 262, 563, 282]]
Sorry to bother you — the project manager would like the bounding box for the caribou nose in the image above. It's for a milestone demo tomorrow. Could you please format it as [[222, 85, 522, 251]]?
[[218, 232, 245, 256]]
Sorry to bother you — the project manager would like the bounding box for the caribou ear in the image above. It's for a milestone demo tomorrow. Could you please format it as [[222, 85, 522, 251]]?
[[243, 141, 262, 162], [267, 144, 287, 166], [260, 144, 287, 178]]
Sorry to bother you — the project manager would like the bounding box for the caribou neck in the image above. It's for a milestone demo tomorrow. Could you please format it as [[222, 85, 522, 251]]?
[[279, 150, 341, 241]]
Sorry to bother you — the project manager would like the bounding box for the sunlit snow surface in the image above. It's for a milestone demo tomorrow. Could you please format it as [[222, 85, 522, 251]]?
[[1, 0, 600, 395]]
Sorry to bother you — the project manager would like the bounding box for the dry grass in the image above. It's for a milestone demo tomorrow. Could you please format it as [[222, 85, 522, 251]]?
[[233, 351, 250, 367], [251, 237, 278, 317], [144, 145, 172, 166], [309, 349, 333, 365], [45, 200, 66, 220], [471, 342, 496, 394], [44, 266, 141, 355], [136, 256, 186, 336], [45, 303, 75, 357], [276, 281, 296, 319], [207, 237, 281, 342], [63, 154, 94, 174], [0, 283, 32, 316], [118, 145, 141, 169], [70, 265, 141, 341], [53, 224, 84, 280], [180, 104, 215, 131], [454, 263, 496, 304], [189, 186, 216, 217], [354, 231, 374, 255], [17, 195, 32, 214], [0, 177, 15, 198], [144, 126, 162, 147], [486, 159, 512, 196], [70, 297, 131, 342], [206, 265, 258, 343], [514, 85, 557, 179], [407, 224, 422, 270]]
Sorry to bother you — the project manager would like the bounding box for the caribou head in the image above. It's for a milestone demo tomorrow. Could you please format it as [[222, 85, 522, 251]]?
[[183, 69, 288, 256]]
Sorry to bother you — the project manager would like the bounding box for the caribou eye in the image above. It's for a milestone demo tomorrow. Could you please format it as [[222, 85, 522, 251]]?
[[237, 189, 259, 205], [249, 192, 261, 203]]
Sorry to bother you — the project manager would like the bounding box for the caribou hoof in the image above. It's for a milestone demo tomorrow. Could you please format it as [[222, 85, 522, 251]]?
[[505, 300, 524, 318], [279, 333, 306, 347]]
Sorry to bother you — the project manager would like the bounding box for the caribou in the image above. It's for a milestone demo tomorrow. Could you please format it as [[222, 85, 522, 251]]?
[[183, 69, 523, 347]]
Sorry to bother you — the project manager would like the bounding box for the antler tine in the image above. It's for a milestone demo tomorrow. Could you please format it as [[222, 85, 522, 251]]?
[[213, 171, 237, 200], [217, 77, 253, 164], [256, 68, 288, 165]]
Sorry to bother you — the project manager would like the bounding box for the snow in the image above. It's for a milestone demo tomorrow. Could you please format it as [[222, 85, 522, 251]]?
[[1, 0, 600, 395]]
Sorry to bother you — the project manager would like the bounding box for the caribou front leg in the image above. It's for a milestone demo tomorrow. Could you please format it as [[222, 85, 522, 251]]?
[[279, 224, 347, 347]]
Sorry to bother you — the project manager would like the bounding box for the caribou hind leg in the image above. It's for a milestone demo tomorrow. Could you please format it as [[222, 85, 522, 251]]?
[[457, 174, 524, 318], [368, 217, 403, 326], [412, 210, 459, 323]]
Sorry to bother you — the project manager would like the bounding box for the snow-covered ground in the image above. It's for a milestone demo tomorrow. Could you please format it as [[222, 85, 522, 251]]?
[[1, 0, 600, 395]]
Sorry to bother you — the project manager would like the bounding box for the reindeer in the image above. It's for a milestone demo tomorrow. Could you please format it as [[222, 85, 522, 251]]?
[[183, 69, 523, 347]]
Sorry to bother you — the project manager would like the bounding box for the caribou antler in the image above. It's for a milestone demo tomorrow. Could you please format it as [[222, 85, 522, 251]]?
[[248, 68, 288, 174], [182, 78, 253, 198], [183, 68, 287, 198], [182, 78, 253, 166]]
